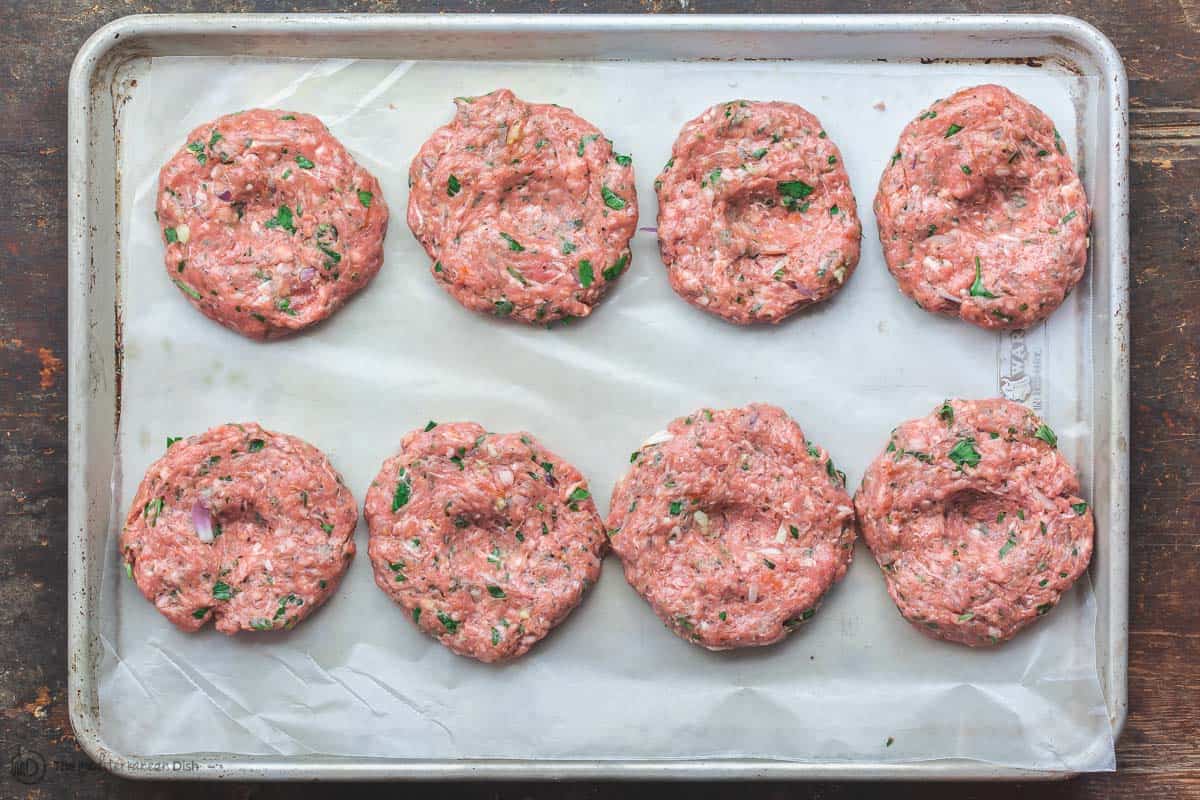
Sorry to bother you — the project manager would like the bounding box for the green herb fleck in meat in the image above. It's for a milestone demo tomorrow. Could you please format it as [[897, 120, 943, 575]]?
[[1034, 424, 1058, 448], [494, 299, 514, 316], [577, 259, 594, 288], [264, 204, 296, 234], [487, 585, 506, 599], [447, 174, 462, 196], [164, 227, 179, 244], [969, 256, 997, 298], [1072, 501, 1089, 515], [948, 438, 982, 469], [669, 500, 683, 516], [602, 253, 629, 282], [187, 141, 207, 165], [167, 436, 182, 448], [357, 189, 373, 208], [212, 581, 233, 601], [601, 185, 627, 210], [577, 134, 599, 156], [172, 279, 201, 300], [778, 180, 814, 212], [143, 497, 164, 526], [295, 155, 315, 169], [615, 152, 632, 166], [945, 123, 963, 138], [248, 438, 265, 452], [392, 471, 412, 511], [437, 611, 459, 633], [939, 401, 954, 425]]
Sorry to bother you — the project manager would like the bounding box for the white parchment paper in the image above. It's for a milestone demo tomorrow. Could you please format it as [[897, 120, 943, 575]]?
[[98, 55, 1115, 771]]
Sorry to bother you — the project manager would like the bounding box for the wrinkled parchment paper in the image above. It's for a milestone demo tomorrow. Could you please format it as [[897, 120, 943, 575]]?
[[98, 56, 1114, 771]]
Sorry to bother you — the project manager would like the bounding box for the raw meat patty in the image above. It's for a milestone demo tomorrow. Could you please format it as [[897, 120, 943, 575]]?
[[407, 89, 638, 325], [874, 84, 1090, 330], [854, 398, 1095, 646], [157, 109, 389, 339], [655, 101, 862, 324], [606, 404, 856, 649], [364, 422, 607, 662], [120, 423, 357, 634]]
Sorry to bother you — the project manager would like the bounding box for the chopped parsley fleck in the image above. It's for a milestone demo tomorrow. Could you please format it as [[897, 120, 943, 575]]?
[[295, 155, 315, 169], [164, 227, 179, 243], [948, 438, 981, 469], [601, 185, 627, 210], [999, 536, 1017, 559], [248, 438, 265, 452], [961, 164, 972, 175], [212, 581, 233, 601], [166, 436, 182, 448], [890, 151, 902, 166], [1061, 210, 1078, 224], [491, 627, 501, 646], [192, 607, 209, 619], [321, 523, 334, 534], [778, 180, 814, 212], [719, 611, 727, 621], [561, 239, 576, 255], [264, 204, 296, 234], [957, 612, 975, 622], [939, 401, 954, 425], [506, 266, 528, 286], [494, 299, 514, 316], [280, 114, 296, 120], [763, 558, 776, 570], [969, 256, 997, 298], [602, 253, 629, 282], [1036, 603, 1053, 616], [826, 458, 846, 486], [447, 174, 462, 196], [187, 141, 207, 164], [577, 134, 599, 156], [500, 232, 524, 252], [945, 123, 964, 138], [568, 487, 590, 502], [487, 585, 507, 599], [357, 189, 373, 207], [752, 147, 768, 159], [830, 205, 840, 216], [392, 473, 412, 511], [578, 259, 594, 288], [669, 500, 683, 516], [412, 608, 421, 624], [1034, 424, 1058, 448], [1072, 501, 1089, 515], [615, 152, 632, 166], [437, 611, 459, 633]]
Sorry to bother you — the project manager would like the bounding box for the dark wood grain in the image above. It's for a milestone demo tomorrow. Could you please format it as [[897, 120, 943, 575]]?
[[2, 0, 1197, 797]]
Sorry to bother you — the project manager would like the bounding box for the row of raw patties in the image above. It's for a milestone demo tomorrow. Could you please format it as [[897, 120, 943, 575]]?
[[157, 84, 1090, 338], [120, 398, 1094, 662]]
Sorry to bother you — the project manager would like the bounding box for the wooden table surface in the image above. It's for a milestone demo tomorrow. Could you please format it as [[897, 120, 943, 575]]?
[[2, 1, 1196, 797]]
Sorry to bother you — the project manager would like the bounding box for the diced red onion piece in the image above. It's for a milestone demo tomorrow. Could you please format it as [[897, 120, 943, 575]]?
[[300, 267, 316, 282], [217, 190, 232, 202], [192, 500, 214, 542]]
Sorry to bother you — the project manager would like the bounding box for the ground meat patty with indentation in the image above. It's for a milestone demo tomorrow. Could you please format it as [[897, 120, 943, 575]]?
[[157, 109, 389, 339], [854, 398, 1094, 646], [120, 423, 357, 634], [407, 89, 638, 325], [364, 422, 607, 662], [655, 101, 862, 324], [874, 85, 1089, 330], [606, 404, 856, 649]]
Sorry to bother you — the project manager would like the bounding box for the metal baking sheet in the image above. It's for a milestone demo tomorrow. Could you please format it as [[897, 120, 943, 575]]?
[[67, 13, 1129, 781]]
